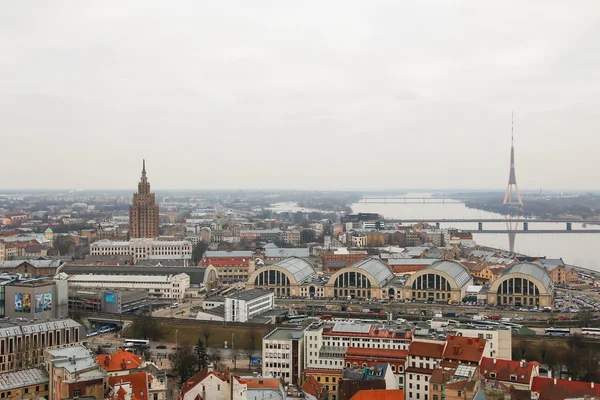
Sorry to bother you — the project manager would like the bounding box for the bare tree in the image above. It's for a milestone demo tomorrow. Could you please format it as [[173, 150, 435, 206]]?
[[249, 326, 257, 350], [231, 348, 242, 371], [208, 347, 223, 370], [202, 325, 211, 346], [169, 342, 197, 384], [243, 348, 256, 369]]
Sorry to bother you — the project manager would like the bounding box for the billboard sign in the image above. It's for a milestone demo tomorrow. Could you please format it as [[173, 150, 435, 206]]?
[[15, 293, 23, 312], [22, 294, 31, 313], [105, 293, 117, 304], [250, 357, 262, 366], [43, 292, 52, 311], [35, 293, 43, 313]]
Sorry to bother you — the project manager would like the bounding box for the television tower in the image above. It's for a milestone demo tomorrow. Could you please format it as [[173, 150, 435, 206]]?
[[503, 113, 523, 206]]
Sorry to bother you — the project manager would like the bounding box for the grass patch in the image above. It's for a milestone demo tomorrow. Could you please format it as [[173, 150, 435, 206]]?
[[123, 321, 272, 349]]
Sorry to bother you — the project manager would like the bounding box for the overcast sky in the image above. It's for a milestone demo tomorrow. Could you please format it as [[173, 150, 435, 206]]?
[[1, 1, 599, 191]]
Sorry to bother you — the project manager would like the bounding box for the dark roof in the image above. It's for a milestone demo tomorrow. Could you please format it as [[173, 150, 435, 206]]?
[[227, 289, 273, 301]]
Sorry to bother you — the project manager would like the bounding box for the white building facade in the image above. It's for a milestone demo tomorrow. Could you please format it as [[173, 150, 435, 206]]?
[[224, 289, 274, 322], [66, 273, 190, 299], [262, 328, 305, 385], [450, 326, 512, 359], [90, 239, 192, 261], [303, 321, 411, 372]]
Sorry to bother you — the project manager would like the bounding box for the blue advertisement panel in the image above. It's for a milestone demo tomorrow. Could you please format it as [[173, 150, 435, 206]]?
[[35, 293, 43, 313], [15, 293, 23, 312], [105, 293, 117, 304], [43, 292, 52, 311], [250, 357, 262, 366]]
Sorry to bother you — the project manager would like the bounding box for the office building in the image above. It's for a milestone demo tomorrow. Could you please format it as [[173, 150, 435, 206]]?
[[3, 277, 68, 320], [262, 327, 305, 385], [224, 289, 274, 323]]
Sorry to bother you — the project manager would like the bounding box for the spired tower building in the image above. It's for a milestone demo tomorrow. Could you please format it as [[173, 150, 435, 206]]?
[[129, 160, 160, 239]]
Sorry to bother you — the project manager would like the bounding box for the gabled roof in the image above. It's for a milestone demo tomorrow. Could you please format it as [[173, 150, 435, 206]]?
[[442, 335, 486, 363], [350, 389, 405, 400], [408, 340, 445, 359], [302, 375, 327, 400], [109, 371, 149, 400], [479, 357, 539, 385], [531, 376, 600, 400], [97, 349, 143, 372], [245, 377, 280, 389]]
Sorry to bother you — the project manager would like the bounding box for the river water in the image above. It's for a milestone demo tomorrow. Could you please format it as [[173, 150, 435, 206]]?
[[351, 194, 600, 271]]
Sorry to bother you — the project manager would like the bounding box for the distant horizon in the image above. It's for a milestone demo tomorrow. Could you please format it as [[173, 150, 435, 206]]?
[[0, 188, 598, 194]]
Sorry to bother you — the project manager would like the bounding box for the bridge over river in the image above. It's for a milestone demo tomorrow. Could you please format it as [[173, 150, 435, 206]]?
[[383, 218, 600, 233]]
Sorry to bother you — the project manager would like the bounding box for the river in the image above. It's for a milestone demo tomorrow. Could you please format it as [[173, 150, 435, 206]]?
[[351, 194, 600, 271]]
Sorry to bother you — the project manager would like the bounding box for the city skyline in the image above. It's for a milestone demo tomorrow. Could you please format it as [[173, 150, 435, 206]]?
[[1, 1, 600, 190]]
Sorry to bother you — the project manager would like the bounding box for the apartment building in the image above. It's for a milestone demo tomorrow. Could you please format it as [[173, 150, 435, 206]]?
[[282, 230, 301, 246], [0, 318, 83, 373], [448, 326, 512, 359], [262, 327, 305, 384], [303, 321, 412, 400], [405, 340, 446, 400]]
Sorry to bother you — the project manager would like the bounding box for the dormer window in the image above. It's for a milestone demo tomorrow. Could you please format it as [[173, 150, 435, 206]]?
[[490, 373, 496, 378], [510, 375, 517, 381]]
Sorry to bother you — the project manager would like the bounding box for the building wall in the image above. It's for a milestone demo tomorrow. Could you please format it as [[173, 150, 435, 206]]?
[[67, 274, 190, 300], [4, 281, 68, 320], [182, 375, 247, 400], [452, 328, 511, 360], [0, 381, 49, 400], [0, 322, 83, 373], [224, 292, 274, 322]]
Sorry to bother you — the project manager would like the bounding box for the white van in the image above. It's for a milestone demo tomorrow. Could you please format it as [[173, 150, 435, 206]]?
[[170, 303, 179, 309], [500, 317, 511, 322]]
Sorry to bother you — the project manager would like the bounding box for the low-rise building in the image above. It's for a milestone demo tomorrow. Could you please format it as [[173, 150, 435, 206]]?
[[224, 289, 274, 323], [338, 364, 397, 400], [531, 376, 600, 400], [405, 340, 446, 400], [448, 326, 512, 359], [68, 288, 149, 314], [479, 357, 540, 391], [262, 327, 305, 384], [45, 345, 108, 400], [178, 366, 247, 400], [65, 273, 190, 300], [430, 364, 479, 400], [90, 239, 192, 262], [344, 347, 407, 389], [0, 368, 50, 400], [282, 230, 301, 246], [3, 277, 69, 320], [0, 260, 66, 278]]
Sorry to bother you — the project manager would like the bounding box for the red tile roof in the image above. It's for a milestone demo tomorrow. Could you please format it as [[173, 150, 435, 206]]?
[[303, 369, 343, 375], [408, 340, 445, 358], [531, 377, 600, 400], [479, 357, 539, 385], [302, 375, 328, 400], [97, 349, 143, 372], [442, 335, 486, 363], [245, 378, 280, 389], [345, 347, 408, 360], [350, 389, 405, 400], [109, 371, 149, 400]]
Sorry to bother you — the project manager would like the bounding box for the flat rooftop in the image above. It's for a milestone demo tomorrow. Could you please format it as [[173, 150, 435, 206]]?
[[264, 327, 305, 341], [227, 288, 273, 301]]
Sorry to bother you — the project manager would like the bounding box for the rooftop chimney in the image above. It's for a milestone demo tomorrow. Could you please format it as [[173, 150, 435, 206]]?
[[592, 382, 595, 388], [554, 378, 557, 385], [493, 358, 497, 364]]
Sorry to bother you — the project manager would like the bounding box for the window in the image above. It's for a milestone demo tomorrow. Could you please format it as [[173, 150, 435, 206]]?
[[457, 391, 462, 397], [490, 373, 496, 378], [486, 334, 493, 339], [217, 385, 221, 391], [433, 385, 438, 391], [74, 390, 81, 397], [510, 375, 517, 382]]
